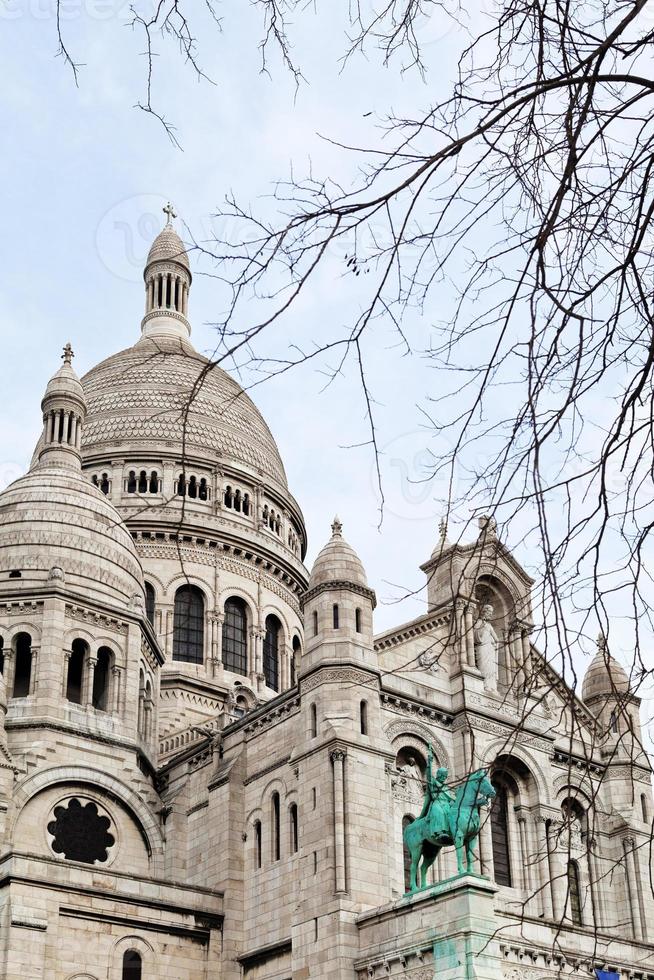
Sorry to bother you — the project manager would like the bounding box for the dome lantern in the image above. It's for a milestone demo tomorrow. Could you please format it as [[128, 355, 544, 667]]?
[[141, 203, 192, 342], [38, 343, 87, 469], [581, 631, 631, 704]]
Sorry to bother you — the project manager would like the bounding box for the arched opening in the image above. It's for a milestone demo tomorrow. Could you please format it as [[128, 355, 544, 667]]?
[[272, 792, 281, 861], [474, 575, 514, 689], [12, 632, 32, 698], [243, 493, 250, 516], [290, 802, 299, 854], [310, 703, 317, 738], [144, 582, 156, 627], [199, 478, 208, 501], [254, 819, 262, 869], [360, 699, 368, 735], [402, 815, 415, 892], [100, 472, 110, 495], [234, 489, 242, 512], [149, 470, 159, 493], [609, 710, 618, 734], [122, 949, 142, 980], [641, 793, 648, 823], [0, 636, 4, 675], [92, 647, 112, 711], [313, 610, 318, 636], [127, 470, 137, 494], [490, 782, 512, 887], [224, 485, 233, 508], [176, 472, 186, 496], [66, 638, 87, 704], [355, 608, 362, 633], [188, 476, 198, 499], [567, 859, 582, 925], [263, 614, 281, 692], [395, 746, 427, 778], [137, 470, 148, 494], [222, 597, 248, 674], [291, 635, 301, 686], [333, 604, 340, 629], [173, 585, 205, 663]]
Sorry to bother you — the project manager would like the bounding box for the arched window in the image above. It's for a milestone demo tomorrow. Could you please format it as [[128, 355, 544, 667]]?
[[402, 815, 415, 893], [290, 803, 299, 854], [490, 782, 512, 887], [137, 470, 148, 494], [641, 793, 649, 823], [291, 635, 301, 686], [355, 608, 362, 633], [66, 638, 86, 704], [223, 597, 248, 674], [234, 489, 242, 512], [173, 586, 205, 663], [13, 632, 32, 698], [243, 494, 250, 516], [254, 820, 262, 869], [333, 604, 339, 629], [310, 703, 317, 737], [122, 949, 142, 980], [188, 476, 198, 499], [263, 614, 281, 692], [199, 478, 208, 501], [100, 473, 110, 495], [609, 710, 618, 734], [177, 472, 186, 496], [144, 582, 156, 627], [224, 485, 233, 508], [272, 792, 281, 861], [567, 860, 582, 925], [313, 610, 318, 636], [149, 470, 159, 493], [127, 470, 137, 493], [92, 647, 112, 711], [360, 700, 368, 735]]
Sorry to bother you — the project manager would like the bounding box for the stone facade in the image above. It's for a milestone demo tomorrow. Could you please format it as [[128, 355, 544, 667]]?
[[0, 215, 651, 979]]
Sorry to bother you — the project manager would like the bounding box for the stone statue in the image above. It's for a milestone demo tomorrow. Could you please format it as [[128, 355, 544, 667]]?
[[474, 603, 499, 693], [403, 748, 496, 891]]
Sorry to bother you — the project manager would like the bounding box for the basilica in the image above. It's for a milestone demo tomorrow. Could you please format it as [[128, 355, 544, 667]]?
[[0, 212, 651, 980]]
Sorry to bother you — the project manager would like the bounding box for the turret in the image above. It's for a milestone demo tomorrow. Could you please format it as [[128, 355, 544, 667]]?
[[582, 633, 642, 748], [38, 343, 86, 469], [141, 203, 192, 342]]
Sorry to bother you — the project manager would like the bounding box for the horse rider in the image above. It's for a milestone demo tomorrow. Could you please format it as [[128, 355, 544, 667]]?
[[419, 746, 454, 837]]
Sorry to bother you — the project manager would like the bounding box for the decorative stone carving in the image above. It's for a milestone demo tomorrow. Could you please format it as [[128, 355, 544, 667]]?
[[47, 797, 115, 864], [473, 603, 499, 693]]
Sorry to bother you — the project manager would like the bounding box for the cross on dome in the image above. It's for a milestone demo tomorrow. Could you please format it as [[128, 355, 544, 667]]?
[[163, 201, 177, 225], [62, 342, 74, 365], [331, 516, 343, 537]]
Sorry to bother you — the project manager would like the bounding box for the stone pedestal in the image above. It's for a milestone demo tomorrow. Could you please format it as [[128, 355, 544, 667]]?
[[356, 874, 503, 979]]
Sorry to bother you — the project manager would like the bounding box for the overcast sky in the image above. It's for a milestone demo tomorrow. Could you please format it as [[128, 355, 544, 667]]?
[[1, 0, 649, 702]]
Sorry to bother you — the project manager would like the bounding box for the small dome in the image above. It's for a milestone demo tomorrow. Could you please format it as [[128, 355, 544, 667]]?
[[145, 223, 190, 274], [582, 635, 631, 702], [309, 517, 368, 589], [0, 462, 144, 609], [42, 346, 85, 407]]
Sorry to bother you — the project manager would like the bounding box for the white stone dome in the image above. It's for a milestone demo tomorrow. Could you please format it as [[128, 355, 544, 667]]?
[[0, 461, 144, 609], [81, 336, 288, 488], [145, 224, 191, 274], [582, 643, 631, 703], [309, 518, 369, 589]]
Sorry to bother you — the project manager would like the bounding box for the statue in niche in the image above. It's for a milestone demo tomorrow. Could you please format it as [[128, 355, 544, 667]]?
[[398, 753, 424, 786], [474, 603, 499, 693]]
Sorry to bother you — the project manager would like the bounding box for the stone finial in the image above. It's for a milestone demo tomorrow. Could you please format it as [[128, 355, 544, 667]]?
[[597, 631, 607, 654], [331, 515, 343, 538], [62, 342, 74, 365], [47, 565, 65, 583], [163, 201, 177, 225], [478, 514, 498, 539], [439, 517, 447, 541]]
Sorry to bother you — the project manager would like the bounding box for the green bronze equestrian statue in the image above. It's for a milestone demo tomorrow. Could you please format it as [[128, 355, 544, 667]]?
[[403, 747, 496, 892]]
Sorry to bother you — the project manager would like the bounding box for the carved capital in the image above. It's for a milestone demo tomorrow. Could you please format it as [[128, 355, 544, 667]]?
[[330, 749, 347, 764]]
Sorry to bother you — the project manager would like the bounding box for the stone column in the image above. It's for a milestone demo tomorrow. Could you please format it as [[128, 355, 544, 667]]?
[[112, 667, 122, 714], [509, 628, 524, 692], [215, 614, 224, 669], [464, 605, 476, 667], [534, 817, 553, 919], [331, 749, 347, 894], [28, 646, 39, 695], [588, 838, 604, 929], [479, 809, 494, 880], [3, 651, 14, 700], [548, 821, 567, 921], [62, 650, 72, 697], [517, 813, 532, 896], [164, 607, 173, 661], [625, 837, 645, 941], [83, 656, 97, 707]]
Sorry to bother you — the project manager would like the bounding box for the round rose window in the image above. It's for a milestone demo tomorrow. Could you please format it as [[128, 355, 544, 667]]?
[[47, 797, 115, 864]]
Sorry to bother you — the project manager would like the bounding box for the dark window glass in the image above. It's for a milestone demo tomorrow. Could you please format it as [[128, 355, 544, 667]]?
[[311, 703, 317, 737], [199, 478, 208, 501], [188, 476, 197, 499], [144, 582, 156, 626], [272, 792, 281, 861], [48, 797, 115, 864], [254, 820, 262, 869], [100, 473, 110, 495], [177, 473, 186, 496], [138, 470, 148, 494], [641, 793, 648, 823], [264, 615, 281, 691], [0, 636, 4, 675], [490, 783, 512, 886], [290, 803, 298, 854], [149, 470, 158, 493], [313, 610, 318, 636], [568, 860, 582, 925], [333, 604, 339, 629], [360, 700, 368, 735], [66, 638, 86, 704], [122, 950, 142, 980], [402, 815, 415, 892], [92, 647, 112, 711], [355, 608, 362, 633], [13, 632, 31, 698], [291, 635, 301, 686], [223, 597, 247, 674], [224, 486, 232, 507], [173, 586, 205, 663], [127, 471, 137, 493]]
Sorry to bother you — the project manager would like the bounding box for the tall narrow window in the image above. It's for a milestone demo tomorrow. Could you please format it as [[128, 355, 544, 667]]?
[[360, 700, 368, 735], [122, 949, 142, 980], [263, 614, 281, 692], [609, 710, 618, 733], [291, 635, 301, 686], [137, 668, 145, 734], [177, 473, 186, 496], [223, 597, 248, 674], [402, 815, 415, 893], [313, 610, 318, 636], [567, 860, 582, 925], [12, 632, 32, 698], [290, 803, 299, 854], [127, 471, 137, 493], [272, 792, 281, 861], [149, 470, 158, 493], [490, 783, 512, 886], [100, 473, 110, 495], [333, 604, 339, 629], [92, 647, 112, 711], [199, 478, 208, 501], [311, 703, 317, 738], [254, 819, 262, 869], [138, 470, 148, 493], [355, 608, 362, 633], [173, 586, 205, 663], [144, 582, 156, 627], [224, 485, 233, 507], [188, 476, 198, 499], [0, 636, 5, 675], [66, 639, 86, 704], [641, 794, 648, 823]]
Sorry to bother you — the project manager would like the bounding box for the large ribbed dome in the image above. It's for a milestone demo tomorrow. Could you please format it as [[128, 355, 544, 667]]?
[[0, 461, 144, 609], [81, 336, 288, 488], [146, 224, 191, 272]]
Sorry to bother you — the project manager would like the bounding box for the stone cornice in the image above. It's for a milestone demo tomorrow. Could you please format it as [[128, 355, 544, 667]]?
[[380, 691, 453, 727], [374, 609, 452, 651], [300, 579, 377, 610]]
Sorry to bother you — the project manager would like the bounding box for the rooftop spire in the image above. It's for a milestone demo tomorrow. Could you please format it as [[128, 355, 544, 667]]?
[[331, 515, 343, 537], [62, 342, 74, 365], [37, 347, 87, 470], [141, 204, 192, 343], [163, 201, 177, 225]]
